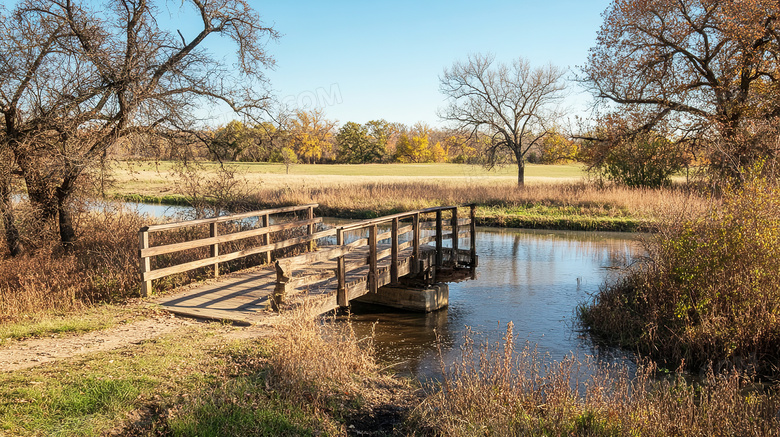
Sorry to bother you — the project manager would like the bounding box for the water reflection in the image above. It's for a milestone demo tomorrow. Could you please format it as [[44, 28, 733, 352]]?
[[338, 228, 643, 380]]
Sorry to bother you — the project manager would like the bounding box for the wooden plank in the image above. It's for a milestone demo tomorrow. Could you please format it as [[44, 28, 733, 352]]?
[[144, 228, 335, 281], [347, 237, 368, 248], [288, 271, 335, 289], [141, 217, 324, 257], [376, 229, 393, 242], [142, 203, 319, 232], [397, 224, 413, 236], [376, 247, 392, 260], [276, 245, 353, 273]]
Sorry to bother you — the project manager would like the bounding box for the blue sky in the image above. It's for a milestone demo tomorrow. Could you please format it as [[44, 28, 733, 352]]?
[[255, 1, 613, 127]]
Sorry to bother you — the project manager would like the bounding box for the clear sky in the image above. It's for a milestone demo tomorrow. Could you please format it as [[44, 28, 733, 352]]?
[[253, 0, 613, 128]]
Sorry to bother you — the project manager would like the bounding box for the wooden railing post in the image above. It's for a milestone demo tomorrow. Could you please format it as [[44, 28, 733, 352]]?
[[307, 206, 315, 252], [412, 212, 420, 274], [139, 229, 152, 297], [262, 213, 271, 264], [435, 210, 443, 267], [369, 224, 378, 293], [470, 204, 477, 267], [391, 217, 399, 283], [451, 207, 459, 260], [210, 222, 219, 278], [336, 228, 347, 307]]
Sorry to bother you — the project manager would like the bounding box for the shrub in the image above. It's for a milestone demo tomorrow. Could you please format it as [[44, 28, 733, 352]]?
[[581, 174, 780, 378], [584, 132, 686, 188]]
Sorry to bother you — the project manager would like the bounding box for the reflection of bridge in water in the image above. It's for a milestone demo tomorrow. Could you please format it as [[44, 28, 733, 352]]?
[[138, 204, 478, 324]]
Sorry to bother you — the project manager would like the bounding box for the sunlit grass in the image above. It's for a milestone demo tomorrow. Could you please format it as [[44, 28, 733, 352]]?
[[0, 304, 154, 346]]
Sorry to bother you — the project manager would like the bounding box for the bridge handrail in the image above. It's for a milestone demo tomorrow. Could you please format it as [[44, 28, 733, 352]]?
[[140, 204, 319, 232], [139, 204, 321, 297], [273, 204, 477, 308]]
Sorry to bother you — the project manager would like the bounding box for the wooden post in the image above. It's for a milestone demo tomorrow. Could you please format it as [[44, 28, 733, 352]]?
[[307, 206, 315, 252], [412, 212, 420, 274], [369, 224, 378, 293], [451, 207, 459, 263], [470, 204, 477, 269], [337, 228, 347, 307], [435, 210, 443, 267], [139, 229, 152, 297], [391, 218, 399, 283], [210, 222, 219, 278], [262, 214, 271, 264]]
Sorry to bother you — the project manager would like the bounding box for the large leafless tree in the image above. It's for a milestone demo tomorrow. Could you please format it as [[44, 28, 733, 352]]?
[[0, 0, 277, 254], [439, 54, 567, 186]]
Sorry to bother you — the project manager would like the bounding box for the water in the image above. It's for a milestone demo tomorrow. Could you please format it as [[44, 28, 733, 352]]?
[[339, 227, 643, 379]]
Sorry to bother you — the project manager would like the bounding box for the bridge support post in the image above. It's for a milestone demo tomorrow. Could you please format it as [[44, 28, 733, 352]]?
[[412, 213, 420, 274], [139, 229, 152, 297], [307, 206, 315, 252], [435, 210, 443, 267], [210, 222, 219, 278], [369, 225, 378, 293], [470, 204, 477, 268], [391, 218, 399, 283], [262, 213, 270, 264], [451, 207, 459, 262], [336, 228, 347, 307], [354, 283, 449, 312]]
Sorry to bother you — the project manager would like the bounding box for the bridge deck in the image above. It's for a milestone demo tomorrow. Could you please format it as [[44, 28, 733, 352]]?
[[155, 244, 442, 325]]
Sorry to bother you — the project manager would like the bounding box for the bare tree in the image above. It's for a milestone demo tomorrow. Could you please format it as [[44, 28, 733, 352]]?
[[0, 0, 277, 253], [439, 54, 567, 186]]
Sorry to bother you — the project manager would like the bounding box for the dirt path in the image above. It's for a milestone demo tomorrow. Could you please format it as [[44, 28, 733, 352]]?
[[0, 314, 199, 372]]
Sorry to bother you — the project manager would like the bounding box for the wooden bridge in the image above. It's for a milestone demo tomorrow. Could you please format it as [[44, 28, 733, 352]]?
[[139, 204, 477, 324]]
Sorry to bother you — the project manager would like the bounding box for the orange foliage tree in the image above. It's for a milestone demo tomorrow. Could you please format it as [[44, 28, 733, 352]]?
[[582, 0, 780, 180]]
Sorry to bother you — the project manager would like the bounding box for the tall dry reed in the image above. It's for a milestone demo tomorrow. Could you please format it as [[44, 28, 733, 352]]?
[[415, 323, 780, 436], [0, 206, 145, 319]]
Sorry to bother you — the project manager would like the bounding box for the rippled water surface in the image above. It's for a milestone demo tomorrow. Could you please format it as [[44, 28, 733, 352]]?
[[339, 227, 643, 379]]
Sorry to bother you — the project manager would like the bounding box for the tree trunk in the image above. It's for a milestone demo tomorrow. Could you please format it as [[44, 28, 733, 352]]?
[[56, 174, 78, 247], [0, 182, 23, 256], [517, 159, 525, 187]]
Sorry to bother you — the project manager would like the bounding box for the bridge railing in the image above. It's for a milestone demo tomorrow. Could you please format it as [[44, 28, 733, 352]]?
[[138, 203, 333, 296], [274, 204, 477, 308]]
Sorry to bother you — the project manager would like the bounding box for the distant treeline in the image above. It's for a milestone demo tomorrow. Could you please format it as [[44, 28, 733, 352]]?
[[114, 109, 580, 166]]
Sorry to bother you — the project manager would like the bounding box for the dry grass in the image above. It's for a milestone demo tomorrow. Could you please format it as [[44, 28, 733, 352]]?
[[414, 323, 780, 436], [247, 180, 695, 217], [0, 205, 146, 319]]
